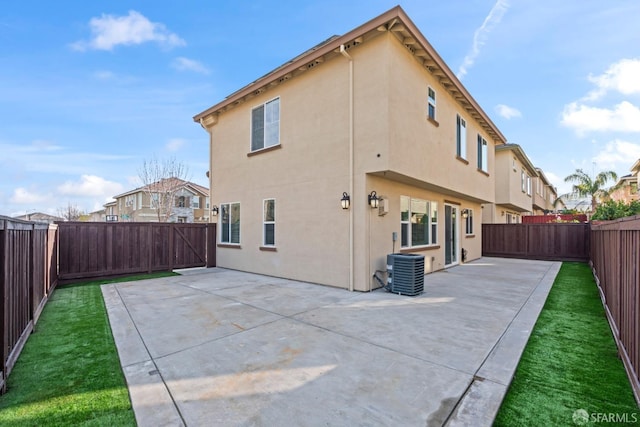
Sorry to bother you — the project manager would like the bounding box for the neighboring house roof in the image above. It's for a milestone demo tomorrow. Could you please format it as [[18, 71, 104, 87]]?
[[193, 5, 507, 144], [535, 167, 558, 194], [13, 212, 64, 223], [631, 159, 640, 173], [496, 143, 537, 176], [112, 178, 209, 199]]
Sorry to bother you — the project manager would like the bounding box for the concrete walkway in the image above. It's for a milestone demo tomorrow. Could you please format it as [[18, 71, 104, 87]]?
[[102, 257, 560, 427]]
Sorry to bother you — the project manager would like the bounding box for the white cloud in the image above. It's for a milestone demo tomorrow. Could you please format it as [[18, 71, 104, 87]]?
[[10, 188, 51, 204], [57, 175, 123, 198], [495, 104, 522, 119], [457, 0, 510, 80], [171, 57, 210, 74], [561, 101, 640, 135], [585, 58, 640, 101], [592, 139, 640, 172], [93, 70, 115, 80], [71, 10, 185, 51], [165, 138, 187, 152]]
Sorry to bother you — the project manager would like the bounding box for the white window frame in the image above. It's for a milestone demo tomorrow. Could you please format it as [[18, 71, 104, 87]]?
[[527, 175, 532, 196], [521, 169, 526, 192], [477, 135, 488, 172], [465, 209, 474, 235], [192, 196, 200, 209], [456, 114, 467, 159], [401, 196, 438, 248], [220, 202, 241, 244], [251, 97, 280, 152], [263, 198, 275, 247], [427, 87, 436, 120]]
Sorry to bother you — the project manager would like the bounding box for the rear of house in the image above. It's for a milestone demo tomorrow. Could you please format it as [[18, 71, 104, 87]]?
[[195, 6, 506, 290]]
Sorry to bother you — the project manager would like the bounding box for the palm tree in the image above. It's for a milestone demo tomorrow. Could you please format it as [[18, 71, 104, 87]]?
[[563, 168, 618, 212]]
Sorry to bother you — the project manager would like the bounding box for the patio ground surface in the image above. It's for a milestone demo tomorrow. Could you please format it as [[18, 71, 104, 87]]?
[[102, 257, 560, 426]]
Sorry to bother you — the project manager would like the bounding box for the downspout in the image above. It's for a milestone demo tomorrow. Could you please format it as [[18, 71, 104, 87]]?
[[340, 44, 354, 292]]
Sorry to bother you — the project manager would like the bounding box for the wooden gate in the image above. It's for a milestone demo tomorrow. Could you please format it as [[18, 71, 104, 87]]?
[[57, 222, 216, 283]]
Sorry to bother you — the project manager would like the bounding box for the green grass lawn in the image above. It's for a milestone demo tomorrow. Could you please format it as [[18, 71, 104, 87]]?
[[0, 272, 177, 427], [495, 262, 639, 426]]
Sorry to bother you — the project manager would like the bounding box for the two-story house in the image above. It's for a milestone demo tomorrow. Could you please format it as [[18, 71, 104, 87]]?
[[532, 168, 559, 215], [194, 6, 507, 291], [110, 178, 210, 223], [482, 144, 536, 224]]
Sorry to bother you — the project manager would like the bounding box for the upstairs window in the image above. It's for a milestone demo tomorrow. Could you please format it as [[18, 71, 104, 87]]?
[[251, 98, 280, 152], [477, 135, 488, 172], [456, 114, 467, 159], [192, 196, 200, 209], [427, 87, 436, 120]]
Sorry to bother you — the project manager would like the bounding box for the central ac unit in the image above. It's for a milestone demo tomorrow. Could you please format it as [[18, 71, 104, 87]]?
[[386, 253, 425, 296]]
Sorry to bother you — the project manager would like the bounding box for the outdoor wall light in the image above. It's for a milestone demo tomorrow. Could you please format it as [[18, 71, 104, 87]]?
[[341, 192, 351, 210], [461, 209, 469, 219], [368, 191, 379, 209], [212, 206, 219, 216]]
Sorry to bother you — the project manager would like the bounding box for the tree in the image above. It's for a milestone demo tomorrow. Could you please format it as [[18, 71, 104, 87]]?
[[563, 168, 618, 212], [57, 202, 84, 221], [591, 200, 640, 221], [138, 156, 191, 222]]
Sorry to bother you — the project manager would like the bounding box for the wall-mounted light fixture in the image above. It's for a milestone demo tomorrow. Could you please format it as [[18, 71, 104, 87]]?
[[341, 192, 351, 210], [368, 191, 379, 209], [211, 206, 219, 216], [461, 209, 469, 219]]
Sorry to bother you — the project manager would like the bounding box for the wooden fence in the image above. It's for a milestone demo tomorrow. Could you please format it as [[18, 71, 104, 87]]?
[[482, 223, 590, 261], [57, 222, 217, 283], [522, 214, 588, 224], [0, 217, 58, 394], [591, 215, 640, 401]]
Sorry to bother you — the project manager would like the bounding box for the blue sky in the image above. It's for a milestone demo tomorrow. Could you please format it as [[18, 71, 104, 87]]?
[[2, 1, 640, 216]]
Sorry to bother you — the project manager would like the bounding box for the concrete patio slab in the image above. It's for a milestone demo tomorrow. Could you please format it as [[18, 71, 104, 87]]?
[[102, 257, 560, 426]]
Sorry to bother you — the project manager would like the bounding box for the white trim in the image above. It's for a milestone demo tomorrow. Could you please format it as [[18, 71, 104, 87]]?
[[262, 198, 276, 247], [220, 201, 241, 244]]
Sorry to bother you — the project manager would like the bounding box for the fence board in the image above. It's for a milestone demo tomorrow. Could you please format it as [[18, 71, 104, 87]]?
[[0, 217, 57, 394], [56, 222, 216, 283], [482, 223, 590, 261], [591, 215, 640, 403]]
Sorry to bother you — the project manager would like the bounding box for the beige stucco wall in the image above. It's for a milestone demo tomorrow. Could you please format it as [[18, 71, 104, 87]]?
[[494, 150, 532, 212], [204, 31, 499, 291]]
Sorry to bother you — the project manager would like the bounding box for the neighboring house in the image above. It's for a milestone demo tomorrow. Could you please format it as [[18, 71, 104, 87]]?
[[482, 144, 536, 224], [111, 178, 210, 223], [86, 209, 106, 222], [531, 168, 559, 215], [13, 212, 64, 224], [194, 6, 507, 291], [610, 174, 639, 204]]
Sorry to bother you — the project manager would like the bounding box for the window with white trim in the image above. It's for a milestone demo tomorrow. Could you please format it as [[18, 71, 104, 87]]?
[[401, 196, 438, 248], [251, 97, 280, 152], [477, 135, 488, 172], [263, 199, 275, 246], [526, 175, 532, 196], [192, 196, 200, 209], [220, 202, 240, 244], [456, 114, 467, 159], [521, 169, 526, 192], [465, 209, 474, 235], [427, 87, 436, 120]]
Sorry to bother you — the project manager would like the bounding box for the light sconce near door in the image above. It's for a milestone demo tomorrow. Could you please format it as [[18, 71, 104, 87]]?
[[461, 209, 469, 219], [211, 206, 219, 216], [341, 192, 351, 210], [368, 191, 379, 209]]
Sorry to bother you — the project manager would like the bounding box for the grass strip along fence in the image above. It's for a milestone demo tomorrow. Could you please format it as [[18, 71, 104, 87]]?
[[495, 262, 638, 426], [0, 272, 176, 426]]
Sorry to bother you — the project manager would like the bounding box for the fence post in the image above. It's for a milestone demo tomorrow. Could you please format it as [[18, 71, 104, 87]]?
[[1, 219, 7, 394]]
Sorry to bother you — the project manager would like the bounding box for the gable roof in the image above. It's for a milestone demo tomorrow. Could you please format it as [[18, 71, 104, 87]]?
[[193, 5, 506, 144]]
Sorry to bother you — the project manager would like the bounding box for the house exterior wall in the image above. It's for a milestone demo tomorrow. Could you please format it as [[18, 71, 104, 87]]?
[[494, 150, 532, 211], [206, 31, 499, 290]]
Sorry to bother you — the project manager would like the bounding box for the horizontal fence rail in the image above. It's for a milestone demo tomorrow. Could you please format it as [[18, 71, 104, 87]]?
[[591, 215, 640, 402], [1, 217, 58, 394], [482, 223, 590, 262], [57, 222, 217, 283]]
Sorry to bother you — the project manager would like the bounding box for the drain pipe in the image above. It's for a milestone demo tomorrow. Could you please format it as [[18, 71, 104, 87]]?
[[340, 44, 354, 292]]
